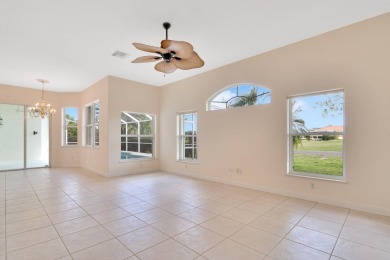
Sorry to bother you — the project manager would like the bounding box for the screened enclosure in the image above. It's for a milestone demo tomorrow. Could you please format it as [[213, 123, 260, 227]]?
[[120, 112, 155, 160]]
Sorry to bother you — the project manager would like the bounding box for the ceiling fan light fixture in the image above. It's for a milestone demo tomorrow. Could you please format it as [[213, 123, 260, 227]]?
[[131, 22, 204, 73]]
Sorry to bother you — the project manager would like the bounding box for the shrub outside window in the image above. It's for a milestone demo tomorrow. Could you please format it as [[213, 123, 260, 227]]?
[[288, 90, 345, 180], [121, 112, 154, 160], [63, 107, 78, 145], [177, 112, 197, 161], [208, 83, 270, 111], [85, 102, 99, 147]]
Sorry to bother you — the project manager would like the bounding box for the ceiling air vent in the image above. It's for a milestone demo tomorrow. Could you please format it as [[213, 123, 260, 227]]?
[[112, 50, 129, 59]]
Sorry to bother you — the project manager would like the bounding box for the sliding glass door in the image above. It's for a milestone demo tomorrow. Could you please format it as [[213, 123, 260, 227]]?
[[0, 103, 50, 171], [26, 116, 49, 168], [0, 104, 24, 170]]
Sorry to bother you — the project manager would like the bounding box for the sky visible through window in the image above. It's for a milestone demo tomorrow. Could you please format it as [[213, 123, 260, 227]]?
[[210, 84, 271, 110], [292, 92, 344, 130], [65, 107, 78, 120], [184, 113, 197, 133]]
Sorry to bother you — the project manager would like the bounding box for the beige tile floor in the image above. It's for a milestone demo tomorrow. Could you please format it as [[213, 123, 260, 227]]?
[[0, 168, 390, 260]]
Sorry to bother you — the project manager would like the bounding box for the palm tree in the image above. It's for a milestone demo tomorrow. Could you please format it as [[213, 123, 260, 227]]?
[[228, 87, 270, 108], [291, 101, 308, 149]]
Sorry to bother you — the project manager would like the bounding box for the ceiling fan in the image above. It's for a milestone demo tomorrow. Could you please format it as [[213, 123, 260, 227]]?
[[132, 22, 204, 74]]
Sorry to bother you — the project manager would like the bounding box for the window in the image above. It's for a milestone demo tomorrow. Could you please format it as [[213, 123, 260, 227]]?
[[63, 107, 78, 145], [120, 112, 154, 160], [288, 90, 344, 180], [177, 112, 197, 161], [207, 83, 270, 111], [85, 102, 99, 147]]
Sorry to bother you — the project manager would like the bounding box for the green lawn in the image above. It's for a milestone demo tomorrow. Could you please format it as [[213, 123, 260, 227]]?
[[293, 154, 343, 176], [293, 139, 343, 176], [295, 140, 342, 152]]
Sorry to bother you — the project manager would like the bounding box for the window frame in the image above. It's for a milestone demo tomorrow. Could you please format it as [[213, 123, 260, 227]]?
[[84, 101, 99, 147], [206, 83, 271, 111], [62, 107, 78, 146], [120, 111, 155, 161], [177, 111, 198, 162], [287, 89, 345, 181]]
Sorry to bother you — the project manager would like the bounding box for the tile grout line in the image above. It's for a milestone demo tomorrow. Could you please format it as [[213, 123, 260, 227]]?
[[54, 179, 154, 258], [173, 194, 285, 258], [24, 169, 73, 259], [112, 186, 245, 258], [278, 202, 352, 258], [329, 207, 351, 259], [54, 189, 118, 258], [212, 196, 288, 258], [4, 169, 390, 259]]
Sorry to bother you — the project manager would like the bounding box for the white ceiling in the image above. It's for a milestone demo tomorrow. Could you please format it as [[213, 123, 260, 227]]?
[[0, 0, 389, 92]]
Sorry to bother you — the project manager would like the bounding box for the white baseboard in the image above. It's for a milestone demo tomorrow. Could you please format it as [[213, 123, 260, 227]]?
[[56, 164, 159, 178], [164, 168, 390, 217], [108, 167, 160, 177], [82, 166, 107, 177], [52, 163, 81, 168]]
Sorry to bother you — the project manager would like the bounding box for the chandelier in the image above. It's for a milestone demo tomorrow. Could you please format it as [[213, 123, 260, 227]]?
[[28, 79, 56, 119]]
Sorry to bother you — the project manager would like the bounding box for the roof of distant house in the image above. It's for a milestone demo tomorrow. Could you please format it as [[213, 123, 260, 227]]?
[[314, 125, 343, 132]]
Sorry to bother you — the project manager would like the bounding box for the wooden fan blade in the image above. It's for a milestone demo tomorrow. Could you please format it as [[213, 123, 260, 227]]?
[[161, 40, 194, 59], [131, 56, 161, 63], [133, 43, 168, 54], [154, 61, 177, 74], [172, 52, 204, 70]]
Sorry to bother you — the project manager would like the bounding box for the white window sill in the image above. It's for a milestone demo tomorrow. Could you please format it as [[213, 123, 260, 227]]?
[[287, 171, 347, 183], [119, 158, 157, 163], [177, 160, 199, 165], [82, 146, 100, 149]]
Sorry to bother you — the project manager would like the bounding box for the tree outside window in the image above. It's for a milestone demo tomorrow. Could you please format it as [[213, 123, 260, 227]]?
[[288, 90, 345, 180], [63, 107, 78, 145]]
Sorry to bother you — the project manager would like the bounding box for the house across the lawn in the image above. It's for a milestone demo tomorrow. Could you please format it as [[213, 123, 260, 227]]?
[[311, 125, 344, 140]]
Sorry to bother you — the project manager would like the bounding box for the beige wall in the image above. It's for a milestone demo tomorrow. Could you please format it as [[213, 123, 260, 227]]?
[[52, 92, 81, 168], [79, 77, 109, 176], [78, 76, 161, 177], [159, 14, 390, 215], [107, 76, 160, 177]]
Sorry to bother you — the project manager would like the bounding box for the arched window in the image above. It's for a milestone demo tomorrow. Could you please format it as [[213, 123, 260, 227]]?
[[207, 83, 271, 111]]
